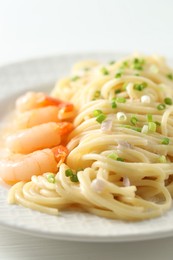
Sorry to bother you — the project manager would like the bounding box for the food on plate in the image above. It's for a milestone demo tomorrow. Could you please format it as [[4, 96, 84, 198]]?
[[2, 53, 173, 220]]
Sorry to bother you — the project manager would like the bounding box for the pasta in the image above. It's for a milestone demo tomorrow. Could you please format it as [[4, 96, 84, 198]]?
[[7, 53, 173, 221]]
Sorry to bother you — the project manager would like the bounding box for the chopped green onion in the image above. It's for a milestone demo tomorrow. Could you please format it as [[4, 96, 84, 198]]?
[[108, 153, 118, 160], [133, 58, 145, 70], [155, 121, 161, 126], [111, 100, 117, 109], [134, 73, 140, 76], [65, 169, 73, 177], [157, 104, 166, 110], [47, 173, 56, 183], [147, 114, 153, 122], [108, 153, 124, 162], [84, 67, 90, 71], [130, 116, 138, 125], [158, 155, 167, 163], [115, 89, 121, 94], [96, 113, 106, 123], [93, 109, 102, 117], [93, 90, 101, 99], [161, 137, 170, 145], [148, 122, 157, 132], [109, 61, 115, 65], [117, 157, 124, 162], [164, 97, 172, 105], [101, 67, 109, 75], [120, 61, 129, 69], [115, 72, 122, 78], [166, 73, 173, 80], [70, 174, 79, 182], [116, 97, 126, 103], [134, 82, 147, 91], [122, 83, 128, 90], [71, 76, 80, 81], [122, 125, 141, 132]]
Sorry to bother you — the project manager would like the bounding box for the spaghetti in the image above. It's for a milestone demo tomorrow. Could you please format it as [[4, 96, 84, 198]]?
[[7, 53, 173, 221]]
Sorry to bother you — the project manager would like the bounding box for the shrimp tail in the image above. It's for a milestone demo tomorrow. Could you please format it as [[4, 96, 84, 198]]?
[[52, 145, 68, 166]]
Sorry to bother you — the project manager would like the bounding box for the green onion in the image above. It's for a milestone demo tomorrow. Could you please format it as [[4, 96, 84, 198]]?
[[70, 174, 79, 182], [93, 90, 101, 99], [157, 104, 166, 110], [117, 157, 124, 162], [148, 122, 156, 132], [133, 58, 145, 70], [109, 61, 115, 65], [166, 73, 173, 80], [108, 153, 118, 160], [161, 137, 170, 145], [122, 125, 141, 132], [130, 116, 138, 125], [120, 61, 129, 69], [147, 114, 153, 122], [111, 100, 117, 109], [93, 109, 102, 117], [122, 83, 128, 90], [158, 155, 167, 163], [115, 89, 121, 94], [134, 73, 140, 76], [155, 121, 161, 126], [71, 76, 80, 81], [134, 82, 147, 91], [65, 169, 73, 177], [116, 97, 126, 103], [65, 169, 79, 182], [108, 153, 124, 162], [101, 67, 109, 75], [96, 113, 106, 123], [115, 72, 122, 78], [47, 173, 56, 183], [164, 97, 172, 105], [84, 67, 90, 71]]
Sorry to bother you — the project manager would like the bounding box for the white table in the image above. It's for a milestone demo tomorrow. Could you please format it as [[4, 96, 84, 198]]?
[[1, 0, 173, 259]]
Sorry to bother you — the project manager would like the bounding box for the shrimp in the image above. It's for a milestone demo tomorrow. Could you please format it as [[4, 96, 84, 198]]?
[[16, 92, 74, 112], [6, 122, 73, 154], [0, 145, 68, 184], [15, 105, 75, 129]]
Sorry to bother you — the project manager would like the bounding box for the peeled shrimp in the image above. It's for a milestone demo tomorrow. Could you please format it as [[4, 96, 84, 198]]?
[[15, 105, 75, 129], [0, 145, 68, 183], [6, 122, 73, 154], [16, 91, 74, 112]]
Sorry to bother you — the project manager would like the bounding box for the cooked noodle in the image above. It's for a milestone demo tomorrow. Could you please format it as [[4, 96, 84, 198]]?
[[8, 53, 173, 220]]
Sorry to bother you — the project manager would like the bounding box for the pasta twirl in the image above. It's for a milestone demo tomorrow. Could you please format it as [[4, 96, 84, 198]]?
[[8, 54, 173, 221]]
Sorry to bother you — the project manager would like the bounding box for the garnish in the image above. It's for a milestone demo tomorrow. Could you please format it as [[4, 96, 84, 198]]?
[[130, 116, 138, 126], [65, 169, 79, 182], [161, 137, 170, 145], [71, 76, 80, 81], [115, 72, 122, 78], [116, 97, 126, 103], [46, 173, 56, 183], [166, 73, 173, 80], [111, 99, 117, 109], [134, 82, 147, 91], [93, 90, 101, 99], [157, 104, 166, 110], [147, 114, 153, 122], [132, 58, 145, 70], [101, 67, 109, 75], [117, 112, 127, 121], [108, 153, 124, 162], [109, 61, 115, 65], [115, 89, 121, 94], [148, 122, 156, 132], [122, 125, 141, 132], [158, 155, 167, 163], [164, 97, 172, 105], [93, 110, 106, 124]]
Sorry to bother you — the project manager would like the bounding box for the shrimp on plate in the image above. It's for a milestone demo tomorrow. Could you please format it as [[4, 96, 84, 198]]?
[[0, 145, 68, 184], [6, 121, 73, 154], [0, 92, 75, 184], [15, 92, 76, 129]]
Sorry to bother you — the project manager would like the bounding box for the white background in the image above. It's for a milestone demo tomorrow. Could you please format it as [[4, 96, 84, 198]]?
[[0, 0, 173, 65], [1, 0, 173, 259]]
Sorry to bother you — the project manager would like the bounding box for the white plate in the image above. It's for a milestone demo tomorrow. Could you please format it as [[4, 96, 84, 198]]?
[[0, 52, 173, 242]]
